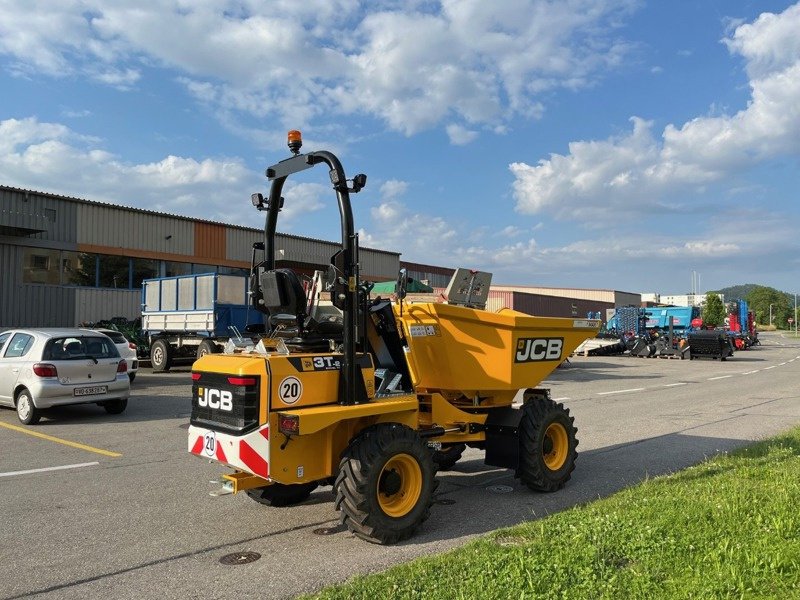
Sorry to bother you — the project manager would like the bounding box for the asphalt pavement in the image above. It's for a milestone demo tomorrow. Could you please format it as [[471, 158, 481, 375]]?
[[1, 332, 798, 599]]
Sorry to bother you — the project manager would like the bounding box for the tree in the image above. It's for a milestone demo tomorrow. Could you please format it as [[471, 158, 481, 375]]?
[[702, 293, 726, 327], [746, 286, 791, 328]]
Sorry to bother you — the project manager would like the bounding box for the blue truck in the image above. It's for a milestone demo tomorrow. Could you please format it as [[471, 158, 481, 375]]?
[[141, 273, 265, 371]]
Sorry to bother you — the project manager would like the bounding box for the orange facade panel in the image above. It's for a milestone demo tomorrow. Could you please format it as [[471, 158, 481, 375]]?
[[194, 222, 226, 261]]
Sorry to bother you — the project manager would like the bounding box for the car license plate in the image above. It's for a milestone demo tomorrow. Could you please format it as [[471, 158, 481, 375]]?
[[74, 386, 108, 397]]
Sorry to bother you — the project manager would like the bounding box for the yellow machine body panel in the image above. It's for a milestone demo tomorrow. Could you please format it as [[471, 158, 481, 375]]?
[[266, 353, 375, 411], [394, 302, 600, 393], [268, 396, 418, 483], [192, 350, 399, 484]]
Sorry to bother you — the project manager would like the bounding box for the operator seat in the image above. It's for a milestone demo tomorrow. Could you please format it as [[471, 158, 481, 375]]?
[[260, 268, 342, 351]]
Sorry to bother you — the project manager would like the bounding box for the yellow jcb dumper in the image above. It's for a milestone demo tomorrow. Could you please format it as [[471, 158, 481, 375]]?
[[188, 131, 600, 544]]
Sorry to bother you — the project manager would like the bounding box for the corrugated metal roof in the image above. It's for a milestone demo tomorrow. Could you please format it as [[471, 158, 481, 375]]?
[[0, 184, 400, 257]]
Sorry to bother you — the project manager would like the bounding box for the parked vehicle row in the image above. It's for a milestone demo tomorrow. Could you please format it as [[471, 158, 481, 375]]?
[[0, 328, 131, 425]]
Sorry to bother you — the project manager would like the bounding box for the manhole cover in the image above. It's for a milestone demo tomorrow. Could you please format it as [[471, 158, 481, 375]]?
[[219, 551, 261, 565], [487, 484, 514, 494], [435, 498, 456, 505]]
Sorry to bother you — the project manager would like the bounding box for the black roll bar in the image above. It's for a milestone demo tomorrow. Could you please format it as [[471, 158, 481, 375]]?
[[261, 150, 361, 406]]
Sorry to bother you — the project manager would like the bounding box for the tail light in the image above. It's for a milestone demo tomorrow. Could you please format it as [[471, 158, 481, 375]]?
[[33, 363, 58, 378], [278, 413, 299, 435], [228, 377, 256, 386], [117, 360, 128, 373], [128, 342, 137, 350]]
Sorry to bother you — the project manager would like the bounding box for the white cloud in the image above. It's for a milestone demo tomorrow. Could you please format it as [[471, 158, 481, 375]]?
[[0, 116, 262, 226], [379, 179, 409, 201], [446, 124, 479, 145], [511, 3, 800, 223], [0, 1, 638, 140]]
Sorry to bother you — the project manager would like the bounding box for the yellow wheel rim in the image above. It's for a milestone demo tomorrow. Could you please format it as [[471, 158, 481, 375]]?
[[543, 422, 569, 471], [377, 453, 422, 518]]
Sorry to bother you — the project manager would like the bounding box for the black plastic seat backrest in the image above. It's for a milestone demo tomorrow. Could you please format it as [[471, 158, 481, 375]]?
[[259, 268, 308, 332]]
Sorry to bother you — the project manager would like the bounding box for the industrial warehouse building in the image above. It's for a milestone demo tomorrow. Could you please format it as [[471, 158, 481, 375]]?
[[487, 284, 641, 319], [0, 185, 400, 328], [2, 185, 642, 329], [405, 271, 641, 320]]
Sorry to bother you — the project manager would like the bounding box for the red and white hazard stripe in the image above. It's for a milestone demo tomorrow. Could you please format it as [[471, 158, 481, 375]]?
[[188, 424, 270, 479]]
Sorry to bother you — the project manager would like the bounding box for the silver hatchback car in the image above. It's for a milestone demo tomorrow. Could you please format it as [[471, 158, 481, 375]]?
[[0, 328, 131, 425]]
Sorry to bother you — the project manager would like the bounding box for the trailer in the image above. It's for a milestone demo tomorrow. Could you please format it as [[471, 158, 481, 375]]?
[[141, 273, 265, 371]]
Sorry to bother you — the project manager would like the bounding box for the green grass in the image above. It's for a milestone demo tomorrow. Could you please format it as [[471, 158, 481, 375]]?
[[308, 428, 800, 599]]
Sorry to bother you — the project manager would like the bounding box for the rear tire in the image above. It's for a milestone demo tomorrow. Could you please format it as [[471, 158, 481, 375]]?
[[432, 443, 466, 471], [103, 399, 128, 415], [335, 423, 437, 544], [196, 339, 219, 359], [16, 389, 41, 425], [246, 482, 318, 507], [516, 395, 578, 492], [150, 339, 173, 372]]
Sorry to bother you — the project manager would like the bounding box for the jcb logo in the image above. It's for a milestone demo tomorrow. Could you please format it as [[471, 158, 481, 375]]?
[[197, 387, 233, 411], [515, 338, 563, 362]]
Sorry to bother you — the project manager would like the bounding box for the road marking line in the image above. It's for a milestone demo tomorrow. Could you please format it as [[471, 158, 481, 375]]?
[[779, 362, 787, 366], [0, 462, 99, 478], [708, 375, 732, 380], [764, 366, 777, 370], [742, 370, 760, 375], [663, 382, 687, 387], [552, 397, 571, 401], [0, 422, 122, 457], [596, 388, 645, 396]]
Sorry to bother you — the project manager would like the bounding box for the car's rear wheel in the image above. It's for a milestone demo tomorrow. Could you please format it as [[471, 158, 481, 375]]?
[[16, 389, 41, 425], [103, 399, 128, 415]]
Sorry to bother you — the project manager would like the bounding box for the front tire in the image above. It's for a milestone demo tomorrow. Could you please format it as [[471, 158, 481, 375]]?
[[16, 389, 41, 425], [246, 482, 318, 507], [335, 423, 437, 544], [150, 339, 173, 372], [103, 399, 128, 415], [516, 395, 578, 492]]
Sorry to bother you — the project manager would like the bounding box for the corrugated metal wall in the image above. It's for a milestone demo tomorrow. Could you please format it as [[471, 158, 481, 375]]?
[[491, 285, 641, 307], [0, 244, 76, 328], [615, 291, 642, 306], [226, 227, 262, 262], [1, 187, 78, 244], [74, 288, 141, 324], [1, 186, 401, 327], [194, 222, 226, 261], [480, 290, 612, 319], [77, 203, 194, 254], [510, 292, 612, 319]]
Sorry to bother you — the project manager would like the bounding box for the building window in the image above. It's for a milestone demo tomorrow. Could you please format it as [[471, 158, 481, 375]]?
[[219, 266, 249, 277], [192, 263, 217, 274], [132, 258, 158, 289], [22, 248, 60, 284], [61, 252, 97, 287], [98, 254, 131, 288], [164, 261, 191, 277]]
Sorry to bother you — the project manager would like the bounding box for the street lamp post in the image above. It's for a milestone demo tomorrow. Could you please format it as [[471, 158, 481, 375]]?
[[769, 303, 773, 327]]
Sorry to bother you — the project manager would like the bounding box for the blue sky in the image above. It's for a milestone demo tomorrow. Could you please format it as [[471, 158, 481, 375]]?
[[1, 1, 799, 294]]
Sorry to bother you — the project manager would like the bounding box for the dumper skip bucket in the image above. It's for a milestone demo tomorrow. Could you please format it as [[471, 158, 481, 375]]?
[[394, 303, 600, 395]]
